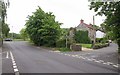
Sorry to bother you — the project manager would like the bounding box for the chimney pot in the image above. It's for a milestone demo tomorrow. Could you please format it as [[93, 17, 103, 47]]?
[[80, 19, 84, 23]]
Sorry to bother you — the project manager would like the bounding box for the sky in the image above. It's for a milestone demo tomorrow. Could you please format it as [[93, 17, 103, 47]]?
[[6, 0, 105, 38]]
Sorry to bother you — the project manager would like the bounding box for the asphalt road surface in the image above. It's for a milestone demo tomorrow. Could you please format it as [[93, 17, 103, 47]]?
[[2, 41, 119, 74]]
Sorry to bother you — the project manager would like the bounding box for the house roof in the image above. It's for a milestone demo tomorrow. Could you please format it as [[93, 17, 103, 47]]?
[[77, 19, 95, 30]]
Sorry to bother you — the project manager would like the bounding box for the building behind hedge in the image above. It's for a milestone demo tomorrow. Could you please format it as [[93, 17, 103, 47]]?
[[75, 19, 96, 42]]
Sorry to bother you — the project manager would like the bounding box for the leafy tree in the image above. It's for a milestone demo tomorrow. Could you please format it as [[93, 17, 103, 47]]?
[[74, 30, 91, 44], [2, 23, 10, 37], [56, 28, 70, 48], [59, 28, 69, 39], [89, 2, 120, 52], [0, 1, 9, 37], [25, 7, 61, 47], [8, 33, 21, 39], [20, 28, 28, 40]]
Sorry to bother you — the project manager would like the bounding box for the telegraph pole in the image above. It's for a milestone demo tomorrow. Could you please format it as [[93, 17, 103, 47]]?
[[92, 16, 96, 48]]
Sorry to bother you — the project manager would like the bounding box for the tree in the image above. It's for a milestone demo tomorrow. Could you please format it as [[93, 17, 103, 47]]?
[[0, 1, 9, 37], [25, 7, 61, 47], [20, 28, 28, 40], [2, 23, 10, 37], [8, 33, 21, 39], [89, 2, 120, 52]]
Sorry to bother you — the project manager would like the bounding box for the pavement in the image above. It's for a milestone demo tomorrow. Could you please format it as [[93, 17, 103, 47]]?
[[2, 41, 119, 74]]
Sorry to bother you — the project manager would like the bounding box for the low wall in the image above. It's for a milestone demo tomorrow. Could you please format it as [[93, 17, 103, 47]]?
[[70, 44, 82, 51]]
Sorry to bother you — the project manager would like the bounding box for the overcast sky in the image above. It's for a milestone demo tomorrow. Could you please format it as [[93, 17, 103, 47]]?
[[6, 0, 105, 37]]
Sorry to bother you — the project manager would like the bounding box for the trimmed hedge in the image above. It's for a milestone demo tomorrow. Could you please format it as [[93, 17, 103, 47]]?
[[93, 43, 109, 49], [74, 30, 91, 44]]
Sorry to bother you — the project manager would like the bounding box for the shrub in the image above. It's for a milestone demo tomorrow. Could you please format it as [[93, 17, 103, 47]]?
[[56, 38, 71, 48], [56, 39, 66, 47], [93, 43, 109, 49], [74, 30, 91, 44]]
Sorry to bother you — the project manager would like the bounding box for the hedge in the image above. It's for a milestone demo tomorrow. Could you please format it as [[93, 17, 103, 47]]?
[[93, 43, 109, 49]]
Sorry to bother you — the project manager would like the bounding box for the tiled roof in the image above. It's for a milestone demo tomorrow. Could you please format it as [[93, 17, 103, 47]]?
[[79, 22, 95, 30]]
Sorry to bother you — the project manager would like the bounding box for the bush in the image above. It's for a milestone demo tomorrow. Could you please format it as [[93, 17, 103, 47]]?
[[56, 39, 71, 48], [25, 7, 61, 47], [93, 43, 109, 49], [74, 30, 91, 44], [56, 39, 66, 47]]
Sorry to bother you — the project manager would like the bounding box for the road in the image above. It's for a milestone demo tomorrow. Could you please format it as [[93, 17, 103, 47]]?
[[2, 41, 119, 74]]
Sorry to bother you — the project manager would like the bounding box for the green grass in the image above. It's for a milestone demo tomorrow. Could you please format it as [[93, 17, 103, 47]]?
[[56, 47, 72, 52], [80, 44, 92, 48], [13, 39, 24, 41], [13, 39, 30, 41]]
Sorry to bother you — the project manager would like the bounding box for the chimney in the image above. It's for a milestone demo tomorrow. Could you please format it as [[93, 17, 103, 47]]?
[[80, 19, 84, 23], [89, 23, 92, 26]]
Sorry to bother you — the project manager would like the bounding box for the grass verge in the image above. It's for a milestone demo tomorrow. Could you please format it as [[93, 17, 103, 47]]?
[[80, 44, 92, 48], [55, 47, 72, 52]]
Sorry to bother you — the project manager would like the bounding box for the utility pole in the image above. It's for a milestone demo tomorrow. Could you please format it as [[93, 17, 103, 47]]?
[[12, 26, 14, 40], [92, 16, 96, 48]]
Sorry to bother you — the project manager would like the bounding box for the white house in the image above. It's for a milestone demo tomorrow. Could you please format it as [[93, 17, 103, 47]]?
[[76, 19, 96, 41]]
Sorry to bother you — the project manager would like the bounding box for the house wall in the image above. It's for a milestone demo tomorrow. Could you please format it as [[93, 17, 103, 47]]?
[[76, 23, 95, 41], [76, 24, 89, 31]]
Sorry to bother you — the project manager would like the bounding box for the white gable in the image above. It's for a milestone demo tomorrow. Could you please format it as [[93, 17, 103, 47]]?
[[76, 23, 88, 31]]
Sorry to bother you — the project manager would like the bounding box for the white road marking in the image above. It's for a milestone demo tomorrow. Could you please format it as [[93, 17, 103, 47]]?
[[77, 56, 83, 58], [52, 51, 119, 68], [64, 54, 68, 56], [14, 69, 19, 72], [6, 51, 9, 58], [64, 54, 71, 56], [10, 51, 14, 61], [81, 57, 86, 59], [106, 62, 114, 65], [87, 58, 93, 61], [98, 60, 104, 63], [54, 51, 60, 53], [12, 61, 16, 63], [74, 55, 79, 57], [72, 55, 76, 57], [13, 66, 17, 68], [94, 60, 101, 63], [103, 63, 108, 65], [13, 63, 16, 66], [10, 51, 20, 74], [113, 65, 119, 68], [91, 58, 96, 61]]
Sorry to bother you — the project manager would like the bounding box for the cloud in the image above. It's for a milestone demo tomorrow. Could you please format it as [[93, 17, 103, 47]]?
[[7, 0, 105, 35]]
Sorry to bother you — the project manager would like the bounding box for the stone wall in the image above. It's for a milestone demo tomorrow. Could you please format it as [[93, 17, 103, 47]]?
[[70, 44, 82, 51]]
